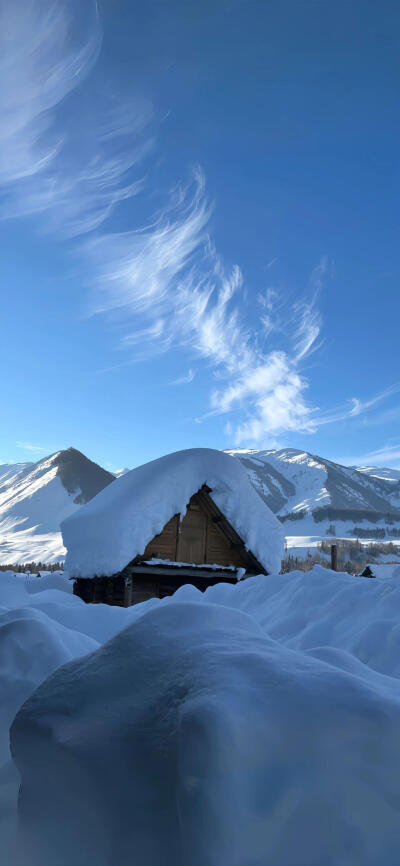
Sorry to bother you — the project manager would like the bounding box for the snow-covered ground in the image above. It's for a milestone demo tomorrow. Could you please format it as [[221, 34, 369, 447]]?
[[3, 567, 400, 864]]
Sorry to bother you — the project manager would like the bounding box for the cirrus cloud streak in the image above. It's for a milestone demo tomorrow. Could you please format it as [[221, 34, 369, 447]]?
[[1, 0, 399, 448]]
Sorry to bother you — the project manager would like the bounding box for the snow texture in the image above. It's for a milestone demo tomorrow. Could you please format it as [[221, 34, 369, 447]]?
[[0, 570, 98, 863], [0, 573, 97, 768], [0, 457, 78, 564], [62, 448, 284, 578], [9, 572, 400, 866], [4, 566, 400, 864]]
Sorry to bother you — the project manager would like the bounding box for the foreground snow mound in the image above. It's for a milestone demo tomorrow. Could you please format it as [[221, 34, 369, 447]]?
[[11, 600, 400, 866], [62, 447, 284, 578], [202, 565, 400, 679], [0, 607, 97, 767]]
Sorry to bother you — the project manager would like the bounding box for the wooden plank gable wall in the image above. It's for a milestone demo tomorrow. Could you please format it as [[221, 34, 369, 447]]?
[[136, 487, 258, 571]]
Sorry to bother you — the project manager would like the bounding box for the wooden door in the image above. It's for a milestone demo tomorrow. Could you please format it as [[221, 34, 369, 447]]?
[[177, 504, 207, 563]]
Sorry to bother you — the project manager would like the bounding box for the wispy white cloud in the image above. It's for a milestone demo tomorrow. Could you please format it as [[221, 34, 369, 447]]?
[[348, 384, 400, 417], [1, 1, 398, 449], [313, 383, 400, 428], [88, 171, 326, 444], [89, 170, 400, 446], [0, 1, 324, 446], [16, 441, 46, 453], [213, 357, 314, 444], [337, 441, 400, 469], [0, 0, 151, 236], [293, 303, 322, 362], [170, 369, 196, 385], [0, 0, 100, 182]]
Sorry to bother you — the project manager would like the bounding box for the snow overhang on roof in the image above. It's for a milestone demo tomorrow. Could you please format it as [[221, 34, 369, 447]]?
[[61, 448, 284, 579]]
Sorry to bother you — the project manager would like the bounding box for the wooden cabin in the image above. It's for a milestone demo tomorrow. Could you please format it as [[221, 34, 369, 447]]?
[[358, 562, 400, 579], [73, 485, 267, 606], [63, 447, 284, 607]]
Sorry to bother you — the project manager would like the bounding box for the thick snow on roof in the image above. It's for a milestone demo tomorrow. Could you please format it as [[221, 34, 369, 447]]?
[[61, 448, 284, 578]]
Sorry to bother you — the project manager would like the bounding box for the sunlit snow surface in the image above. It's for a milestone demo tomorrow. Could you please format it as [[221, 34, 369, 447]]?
[[2, 567, 400, 864], [0, 457, 79, 564]]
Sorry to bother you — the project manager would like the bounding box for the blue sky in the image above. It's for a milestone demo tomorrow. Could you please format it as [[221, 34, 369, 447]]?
[[1, 0, 400, 471]]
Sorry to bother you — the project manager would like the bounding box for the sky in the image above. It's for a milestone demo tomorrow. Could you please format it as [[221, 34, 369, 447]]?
[[1, 0, 400, 472]]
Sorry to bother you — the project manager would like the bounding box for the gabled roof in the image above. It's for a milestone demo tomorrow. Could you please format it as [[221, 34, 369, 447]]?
[[62, 448, 284, 579], [359, 563, 400, 579]]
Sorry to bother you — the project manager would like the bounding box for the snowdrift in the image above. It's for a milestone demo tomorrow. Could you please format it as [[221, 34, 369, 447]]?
[[62, 448, 284, 578], [3, 566, 400, 865], [10, 600, 400, 866], [0, 573, 97, 768]]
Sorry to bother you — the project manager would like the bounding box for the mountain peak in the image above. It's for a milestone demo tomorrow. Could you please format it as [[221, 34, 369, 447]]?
[[0, 449, 116, 565], [49, 448, 115, 505]]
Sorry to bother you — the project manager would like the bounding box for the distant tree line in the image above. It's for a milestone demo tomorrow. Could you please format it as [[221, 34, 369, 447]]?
[[281, 552, 331, 573], [0, 561, 64, 574], [278, 510, 307, 523], [313, 507, 400, 524], [319, 539, 399, 560], [345, 526, 400, 539], [347, 527, 387, 539]]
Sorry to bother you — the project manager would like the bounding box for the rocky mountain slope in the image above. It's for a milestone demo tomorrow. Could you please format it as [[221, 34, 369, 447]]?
[[226, 449, 400, 542], [0, 449, 114, 564]]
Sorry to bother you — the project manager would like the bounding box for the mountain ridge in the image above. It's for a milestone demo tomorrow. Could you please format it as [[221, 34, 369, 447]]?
[[1, 445, 399, 565], [226, 448, 400, 528]]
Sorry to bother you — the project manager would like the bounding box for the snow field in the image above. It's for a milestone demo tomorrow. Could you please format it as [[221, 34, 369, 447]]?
[[1, 567, 400, 863]]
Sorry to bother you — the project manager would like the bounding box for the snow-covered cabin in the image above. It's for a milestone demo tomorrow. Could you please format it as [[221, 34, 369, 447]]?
[[358, 563, 400, 579], [61, 448, 284, 606]]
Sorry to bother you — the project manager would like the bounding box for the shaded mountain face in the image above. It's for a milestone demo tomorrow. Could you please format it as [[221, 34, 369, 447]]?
[[0, 449, 115, 565], [52, 448, 115, 504], [226, 449, 400, 526]]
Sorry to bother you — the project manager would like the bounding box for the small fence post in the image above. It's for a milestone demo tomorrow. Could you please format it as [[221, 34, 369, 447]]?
[[331, 544, 337, 572]]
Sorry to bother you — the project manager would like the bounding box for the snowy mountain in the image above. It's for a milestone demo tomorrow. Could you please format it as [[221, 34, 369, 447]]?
[[0, 449, 114, 565], [226, 448, 400, 547], [2, 444, 400, 565], [355, 465, 400, 483]]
